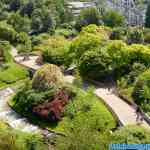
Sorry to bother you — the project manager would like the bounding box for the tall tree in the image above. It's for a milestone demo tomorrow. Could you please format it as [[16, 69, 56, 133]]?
[[145, 1, 150, 28]]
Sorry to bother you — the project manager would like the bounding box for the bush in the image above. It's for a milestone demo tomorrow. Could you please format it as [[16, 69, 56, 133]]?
[[32, 64, 64, 91], [111, 125, 150, 143], [68, 31, 102, 64], [0, 121, 48, 150], [143, 28, 150, 43], [81, 25, 112, 40], [54, 28, 77, 38], [110, 27, 127, 40], [79, 48, 111, 80], [0, 21, 17, 43], [75, 7, 101, 31], [129, 44, 150, 66], [16, 32, 32, 53], [40, 36, 70, 65], [13, 80, 56, 113], [132, 70, 150, 109], [102, 10, 125, 27], [106, 40, 130, 72], [127, 27, 144, 44]]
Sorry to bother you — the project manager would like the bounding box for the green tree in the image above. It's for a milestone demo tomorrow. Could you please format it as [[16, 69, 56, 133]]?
[[75, 7, 101, 31], [16, 32, 32, 53], [7, 12, 31, 33], [0, 21, 17, 43], [103, 10, 125, 27], [132, 69, 150, 113], [145, 1, 150, 28], [9, 0, 21, 11], [79, 48, 111, 80]]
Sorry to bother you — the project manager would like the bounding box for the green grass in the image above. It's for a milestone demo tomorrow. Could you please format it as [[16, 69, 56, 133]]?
[[9, 87, 117, 133], [0, 63, 28, 88]]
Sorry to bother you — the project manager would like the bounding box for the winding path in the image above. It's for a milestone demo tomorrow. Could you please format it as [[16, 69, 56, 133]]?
[[0, 88, 42, 133], [10, 47, 150, 128]]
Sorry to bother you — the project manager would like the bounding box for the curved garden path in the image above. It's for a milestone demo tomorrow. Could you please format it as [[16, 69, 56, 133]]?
[[10, 47, 150, 128], [0, 88, 43, 133]]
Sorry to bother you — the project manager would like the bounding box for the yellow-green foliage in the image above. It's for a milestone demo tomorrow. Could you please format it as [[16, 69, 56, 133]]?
[[81, 24, 112, 41], [106, 40, 130, 68], [34, 36, 70, 65], [32, 64, 64, 91], [128, 44, 150, 65]]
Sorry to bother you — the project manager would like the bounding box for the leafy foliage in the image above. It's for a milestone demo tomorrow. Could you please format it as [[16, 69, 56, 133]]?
[[103, 10, 125, 27], [38, 36, 70, 65], [75, 7, 101, 31], [111, 125, 150, 143], [32, 64, 64, 91], [132, 69, 150, 114], [0, 121, 48, 150]]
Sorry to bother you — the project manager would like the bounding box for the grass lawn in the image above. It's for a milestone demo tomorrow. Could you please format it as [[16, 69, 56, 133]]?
[[0, 62, 28, 89]]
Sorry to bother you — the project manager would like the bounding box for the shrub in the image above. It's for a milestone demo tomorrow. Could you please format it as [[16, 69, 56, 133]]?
[[0, 21, 17, 43], [111, 125, 150, 143], [40, 36, 70, 65], [110, 27, 127, 40], [127, 27, 144, 44], [75, 7, 101, 31], [78, 48, 111, 80], [16, 32, 32, 53], [81, 25, 112, 40], [54, 28, 77, 38], [32, 64, 64, 91], [129, 44, 150, 66], [132, 70, 150, 108], [68, 32, 102, 64], [0, 121, 48, 150], [106, 40, 130, 71], [143, 28, 150, 43], [102, 10, 125, 27]]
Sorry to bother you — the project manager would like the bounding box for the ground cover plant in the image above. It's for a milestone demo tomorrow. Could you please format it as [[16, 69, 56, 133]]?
[[0, 41, 28, 88], [0, 120, 48, 150]]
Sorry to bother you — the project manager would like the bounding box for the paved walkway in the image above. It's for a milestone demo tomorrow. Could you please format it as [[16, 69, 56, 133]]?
[[11, 47, 150, 128], [94, 87, 149, 128]]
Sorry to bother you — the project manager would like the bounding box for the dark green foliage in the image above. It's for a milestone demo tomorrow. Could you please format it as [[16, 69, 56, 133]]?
[[103, 10, 125, 27], [9, 0, 21, 11], [13, 80, 56, 113], [132, 70, 150, 114], [145, 1, 150, 28], [79, 48, 111, 80], [7, 12, 31, 33], [16, 32, 32, 53], [127, 27, 144, 44], [0, 21, 17, 43], [75, 7, 101, 31], [110, 27, 127, 40]]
